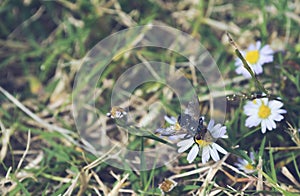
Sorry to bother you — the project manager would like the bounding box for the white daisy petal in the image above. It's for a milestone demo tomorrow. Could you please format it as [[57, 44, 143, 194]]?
[[253, 64, 263, 74], [242, 69, 252, 78], [207, 119, 215, 131], [211, 126, 227, 138], [235, 163, 243, 168], [238, 159, 248, 166], [235, 60, 243, 67], [187, 145, 199, 163], [202, 147, 210, 164], [213, 143, 227, 155], [248, 43, 256, 50], [255, 41, 261, 49], [265, 119, 273, 131], [277, 109, 287, 114], [219, 127, 227, 138], [244, 107, 258, 115], [261, 121, 267, 133], [262, 98, 269, 105], [260, 45, 274, 55], [271, 113, 284, 121], [177, 138, 194, 153], [168, 134, 186, 141], [269, 119, 276, 129], [235, 65, 252, 78], [164, 115, 177, 124], [260, 56, 273, 64], [235, 65, 243, 73], [177, 138, 192, 147], [210, 146, 220, 162], [209, 124, 220, 135], [249, 152, 255, 161], [269, 100, 284, 109], [245, 115, 261, 127]]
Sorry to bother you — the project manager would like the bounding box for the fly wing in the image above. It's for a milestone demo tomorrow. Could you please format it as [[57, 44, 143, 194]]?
[[154, 126, 176, 136], [184, 97, 200, 121], [178, 97, 201, 136], [204, 130, 214, 142]]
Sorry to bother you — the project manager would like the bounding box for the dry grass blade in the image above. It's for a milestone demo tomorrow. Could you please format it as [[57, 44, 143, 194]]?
[[0, 86, 73, 135], [202, 18, 240, 35], [256, 156, 263, 194], [16, 130, 31, 172], [108, 173, 130, 196], [136, 53, 161, 81], [83, 144, 118, 171], [170, 165, 211, 180], [63, 173, 80, 196], [281, 166, 300, 187], [0, 86, 89, 151], [92, 170, 109, 196], [77, 170, 92, 196], [8, 6, 45, 39], [199, 154, 229, 195], [0, 166, 12, 194], [0, 120, 12, 162], [1, 1, 300, 194]]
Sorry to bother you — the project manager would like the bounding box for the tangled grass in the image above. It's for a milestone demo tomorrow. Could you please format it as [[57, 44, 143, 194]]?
[[0, 0, 300, 195]]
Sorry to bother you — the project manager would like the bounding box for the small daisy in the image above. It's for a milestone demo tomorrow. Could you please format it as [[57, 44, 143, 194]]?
[[177, 119, 228, 164], [155, 115, 186, 140], [158, 178, 177, 195], [235, 152, 256, 174], [243, 97, 286, 134], [106, 106, 127, 119], [235, 41, 274, 78]]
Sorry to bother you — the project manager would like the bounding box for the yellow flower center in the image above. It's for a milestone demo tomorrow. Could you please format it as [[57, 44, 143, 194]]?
[[175, 122, 181, 131], [245, 163, 254, 170], [258, 102, 271, 119], [245, 50, 260, 64], [195, 139, 211, 147]]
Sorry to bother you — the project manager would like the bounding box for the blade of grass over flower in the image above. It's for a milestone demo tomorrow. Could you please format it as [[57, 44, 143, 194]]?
[[226, 33, 268, 95]]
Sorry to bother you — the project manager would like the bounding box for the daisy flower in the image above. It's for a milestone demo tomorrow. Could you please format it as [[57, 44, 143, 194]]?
[[158, 178, 177, 195], [235, 152, 256, 174], [106, 106, 127, 119], [177, 119, 228, 164], [243, 97, 287, 134], [235, 41, 274, 78], [155, 115, 186, 140]]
